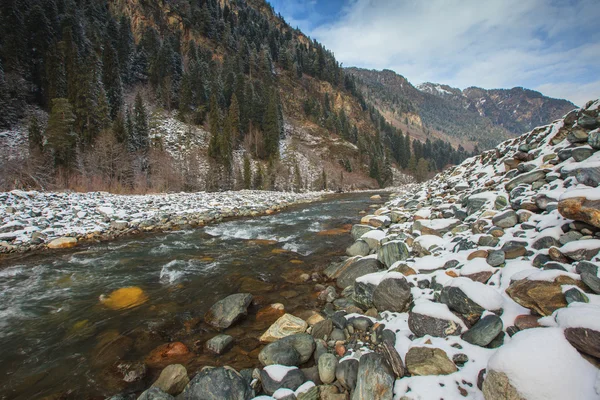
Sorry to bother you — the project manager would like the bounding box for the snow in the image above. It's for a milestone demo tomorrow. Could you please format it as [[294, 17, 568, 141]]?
[[413, 235, 446, 250], [294, 381, 315, 396], [553, 303, 600, 331], [487, 327, 600, 400], [445, 277, 504, 310], [561, 187, 600, 201], [263, 365, 297, 382], [561, 239, 600, 253]]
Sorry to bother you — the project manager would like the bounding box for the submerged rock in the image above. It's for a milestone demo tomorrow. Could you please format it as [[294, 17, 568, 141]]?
[[204, 293, 253, 329], [100, 287, 149, 310]]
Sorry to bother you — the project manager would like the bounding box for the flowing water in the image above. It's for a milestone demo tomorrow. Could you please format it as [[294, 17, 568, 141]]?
[[0, 192, 383, 399]]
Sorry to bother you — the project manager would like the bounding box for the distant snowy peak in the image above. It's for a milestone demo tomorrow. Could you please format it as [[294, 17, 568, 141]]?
[[416, 82, 462, 100]]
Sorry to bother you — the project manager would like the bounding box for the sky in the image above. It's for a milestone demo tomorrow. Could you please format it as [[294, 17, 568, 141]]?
[[268, 0, 600, 106]]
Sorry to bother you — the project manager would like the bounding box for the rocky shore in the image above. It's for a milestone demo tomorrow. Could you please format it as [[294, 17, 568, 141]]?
[[0, 190, 325, 256], [114, 98, 599, 399]]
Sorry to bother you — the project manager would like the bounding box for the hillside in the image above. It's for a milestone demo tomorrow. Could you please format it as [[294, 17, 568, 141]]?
[[0, 0, 474, 193], [346, 67, 576, 151], [420, 83, 577, 135]]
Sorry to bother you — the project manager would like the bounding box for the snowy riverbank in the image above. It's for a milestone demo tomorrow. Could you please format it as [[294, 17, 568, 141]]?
[[0, 190, 327, 254]]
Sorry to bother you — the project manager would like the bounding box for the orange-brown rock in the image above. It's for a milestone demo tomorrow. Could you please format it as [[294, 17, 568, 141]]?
[[100, 287, 149, 310], [558, 197, 600, 228], [514, 314, 541, 330], [467, 249, 489, 260], [462, 271, 493, 283], [47, 237, 78, 249], [256, 304, 285, 324], [506, 279, 566, 316], [145, 342, 191, 367]]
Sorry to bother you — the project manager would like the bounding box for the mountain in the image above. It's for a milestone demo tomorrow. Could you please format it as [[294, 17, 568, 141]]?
[[346, 67, 576, 150], [419, 83, 577, 135], [0, 0, 472, 192]]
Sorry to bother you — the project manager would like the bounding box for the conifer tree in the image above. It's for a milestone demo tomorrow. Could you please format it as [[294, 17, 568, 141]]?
[[243, 154, 251, 189], [321, 168, 327, 190], [102, 41, 124, 119], [131, 93, 149, 152], [28, 115, 43, 154], [293, 162, 303, 192], [208, 94, 222, 161], [263, 89, 280, 160], [228, 94, 240, 145], [46, 98, 76, 167], [253, 163, 264, 189]]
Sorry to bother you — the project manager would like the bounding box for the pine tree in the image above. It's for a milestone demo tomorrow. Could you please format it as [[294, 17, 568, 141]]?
[[28, 115, 44, 154], [321, 168, 327, 191], [253, 163, 264, 190], [243, 154, 252, 189], [228, 94, 240, 145], [131, 93, 149, 152], [208, 94, 222, 161], [102, 40, 124, 119], [117, 16, 134, 84], [46, 98, 76, 167], [293, 162, 303, 192], [113, 112, 127, 143], [263, 89, 280, 160]]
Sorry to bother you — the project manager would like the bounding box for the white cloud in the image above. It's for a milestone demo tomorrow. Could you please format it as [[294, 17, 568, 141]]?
[[309, 0, 600, 105]]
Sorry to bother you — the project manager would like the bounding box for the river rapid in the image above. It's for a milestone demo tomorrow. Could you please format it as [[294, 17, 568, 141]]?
[[0, 192, 384, 399]]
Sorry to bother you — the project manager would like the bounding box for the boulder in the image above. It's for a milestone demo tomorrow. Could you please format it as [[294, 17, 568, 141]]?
[[506, 279, 566, 316], [408, 312, 462, 338], [260, 366, 305, 395], [482, 370, 527, 400], [352, 353, 394, 400], [461, 315, 503, 347], [204, 293, 253, 329], [336, 359, 359, 391], [260, 315, 308, 343], [440, 286, 485, 323], [152, 364, 189, 396], [505, 170, 547, 192], [353, 281, 376, 309], [318, 353, 338, 384], [581, 272, 600, 294], [492, 210, 518, 228], [564, 327, 600, 358], [179, 367, 253, 400], [405, 347, 457, 376], [47, 236, 78, 249], [336, 258, 385, 289], [377, 240, 409, 268], [258, 339, 301, 366], [346, 240, 370, 257], [351, 224, 374, 240], [100, 287, 149, 310], [372, 277, 412, 313], [137, 387, 174, 400], [310, 319, 333, 340], [206, 335, 233, 355]]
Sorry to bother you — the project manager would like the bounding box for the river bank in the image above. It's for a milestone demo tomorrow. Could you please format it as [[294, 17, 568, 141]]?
[[124, 101, 600, 399], [0, 190, 328, 256]]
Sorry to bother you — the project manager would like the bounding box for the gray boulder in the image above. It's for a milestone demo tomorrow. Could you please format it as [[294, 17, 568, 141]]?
[[204, 293, 253, 329], [179, 367, 253, 400]]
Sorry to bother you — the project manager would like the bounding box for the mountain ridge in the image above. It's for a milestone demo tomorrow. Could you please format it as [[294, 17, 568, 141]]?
[[346, 66, 576, 150]]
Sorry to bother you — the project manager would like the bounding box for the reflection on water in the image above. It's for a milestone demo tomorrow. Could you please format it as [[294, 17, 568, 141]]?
[[0, 193, 382, 399]]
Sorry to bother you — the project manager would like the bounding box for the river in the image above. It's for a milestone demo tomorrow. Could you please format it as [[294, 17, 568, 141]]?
[[0, 192, 384, 399]]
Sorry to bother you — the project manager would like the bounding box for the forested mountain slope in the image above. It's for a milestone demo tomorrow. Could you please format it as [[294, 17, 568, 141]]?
[[0, 0, 474, 192]]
